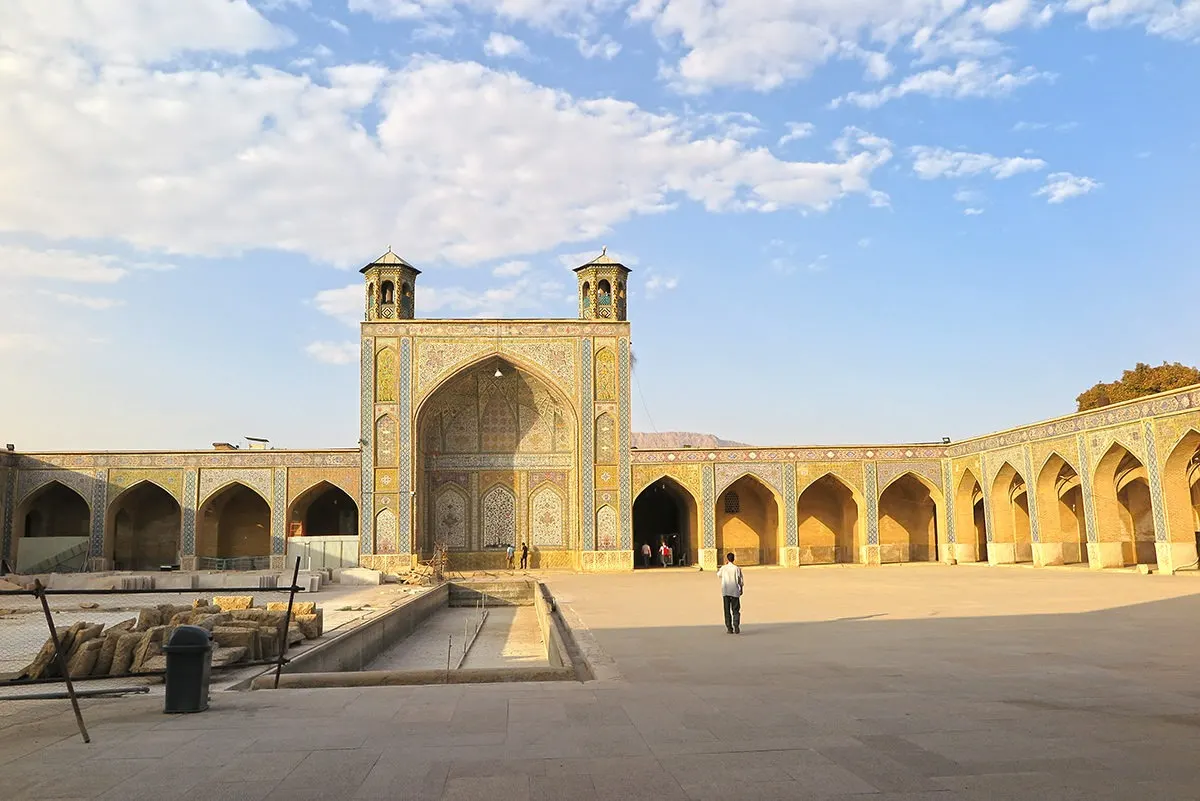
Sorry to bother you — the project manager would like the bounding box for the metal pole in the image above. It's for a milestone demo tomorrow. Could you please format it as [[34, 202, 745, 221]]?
[[446, 635, 452, 682], [33, 579, 89, 743], [273, 557, 302, 690]]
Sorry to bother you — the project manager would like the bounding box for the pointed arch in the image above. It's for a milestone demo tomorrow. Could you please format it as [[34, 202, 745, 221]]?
[[432, 484, 469, 549], [287, 480, 358, 538], [596, 504, 618, 551], [481, 483, 516, 549], [716, 473, 782, 566], [195, 481, 271, 566], [1093, 442, 1155, 567], [633, 476, 699, 566], [529, 483, 566, 548], [1033, 453, 1087, 565], [878, 472, 941, 563], [1161, 428, 1200, 548], [594, 348, 616, 402], [415, 350, 577, 423], [105, 480, 181, 570], [375, 507, 399, 554], [953, 468, 988, 563], [375, 347, 397, 403], [987, 462, 1029, 563], [12, 480, 91, 571], [797, 472, 861, 564]]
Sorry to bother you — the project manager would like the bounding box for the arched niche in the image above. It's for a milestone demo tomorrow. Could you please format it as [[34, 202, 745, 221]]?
[[878, 472, 941, 563], [1093, 443, 1155, 567], [633, 476, 699, 567], [196, 482, 271, 568], [13, 481, 91, 572], [797, 473, 861, 564], [1033, 454, 1087, 565], [953, 469, 988, 563], [106, 481, 181, 570], [716, 474, 782, 566], [288, 481, 358, 538]]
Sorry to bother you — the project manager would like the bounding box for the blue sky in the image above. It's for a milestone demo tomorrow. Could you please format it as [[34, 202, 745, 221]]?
[[1, 0, 1197, 451]]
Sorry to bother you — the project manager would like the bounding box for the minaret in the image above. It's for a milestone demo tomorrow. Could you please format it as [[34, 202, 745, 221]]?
[[574, 246, 631, 321], [361, 248, 421, 320]]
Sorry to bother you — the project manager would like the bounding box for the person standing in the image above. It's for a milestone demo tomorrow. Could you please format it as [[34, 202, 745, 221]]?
[[641, 542, 652, 568], [520, 542, 529, 570], [506, 543, 515, 569], [717, 552, 743, 634]]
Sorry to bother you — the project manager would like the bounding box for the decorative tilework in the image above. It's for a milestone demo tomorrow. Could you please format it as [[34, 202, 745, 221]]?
[[1153, 413, 1200, 459], [425, 454, 573, 470], [1, 466, 14, 561], [1075, 435, 1098, 543], [1143, 420, 1168, 542], [16, 469, 96, 507], [107, 470, 183, 502], [399, 337, 412, 554], [375, 415, 396, 466], [796, 463, 864, 493], [530, 485, 565, 547], [14, 450, 360, 470], [617, 338, 632, 551], [783, 463, 798, 547], [434, 486, 468, 549], [89, 470, 105, 557], [595, 348, 616, 402], [287, 468, 360, 506], [581, 338, 595, 551], [1087, 425, 1146, 467], [182, 470, 197, 555], [864, 463, 879, 546], [481, 484, 516, 547], [631, 464, 703, 501], [198, 468, 271, 507], [877, 461, 942, 494], [505, 339, 578, 398], [714, 462, 784, 497], [1021, 447, 1040, 544], [375, 508, 399, 554], [596, 414, 616, 463], [941, 460, 956, 545], [272, 467, 287, 555], [360, 336, 375, 555], [375, 347, 397, 403], [596, 505, 617, 550], [702, 464, 716, 549], [979, 454, 995, 543]]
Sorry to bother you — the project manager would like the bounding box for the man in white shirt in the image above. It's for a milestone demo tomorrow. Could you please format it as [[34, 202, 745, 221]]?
[[717, 552, 743, 634]]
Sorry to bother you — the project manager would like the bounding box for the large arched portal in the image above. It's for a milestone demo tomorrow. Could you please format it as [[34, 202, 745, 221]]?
[[196, 483, 271, 568], [633, 478, 698, 567], [289, 482, 358, 537], [797, 474, 859, 564], [1093, 443, 1155, 567], [716, 475, 781, 566], [13, 481, 91, 572], [107, 482, 181, 570], [416, 356, 577, 567], [1034, 455, 1087, 566], [953, 470, 987, 563], [878, 473, 939, 563]]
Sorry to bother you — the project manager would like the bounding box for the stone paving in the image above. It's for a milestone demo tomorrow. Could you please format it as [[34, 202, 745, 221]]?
[[3, 564, 1200, 800]]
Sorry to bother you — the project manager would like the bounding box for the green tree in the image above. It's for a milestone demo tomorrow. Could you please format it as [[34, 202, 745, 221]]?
[[1076, 362, 1200, 411]]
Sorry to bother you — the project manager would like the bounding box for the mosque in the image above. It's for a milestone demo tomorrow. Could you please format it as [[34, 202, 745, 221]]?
[[3, 249, 1199, 577]]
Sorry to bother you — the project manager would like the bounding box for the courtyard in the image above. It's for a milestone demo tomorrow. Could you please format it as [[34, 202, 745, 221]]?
[[2, 564, 1200, 800]]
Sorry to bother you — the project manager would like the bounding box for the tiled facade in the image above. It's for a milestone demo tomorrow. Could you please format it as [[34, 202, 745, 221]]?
[[3, 250, 1198, 574]]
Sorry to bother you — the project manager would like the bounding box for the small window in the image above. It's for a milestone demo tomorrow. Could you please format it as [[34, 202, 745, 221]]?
[[597, 279, 612, 305], [723, 491, 740, 514], [582, 282, 591, 309], [381, 281, 395, 304]]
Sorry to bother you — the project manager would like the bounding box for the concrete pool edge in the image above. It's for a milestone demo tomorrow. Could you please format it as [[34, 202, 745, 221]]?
[[246, 580, 592, 689]]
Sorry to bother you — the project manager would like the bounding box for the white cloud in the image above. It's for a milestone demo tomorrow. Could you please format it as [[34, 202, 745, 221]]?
[[857, 237, 871, 248], [963, 207, 985, 215], [37, 290, 124, 310], [557, 249, 638, 269], [1034, 172, 1102, 203], [0, 31, 894, 267], [313, 284, 363, 326], [492, 260, 531, 277], [0, 0, 290, 63], [1065, 0, 1200, 40], [778, 122, 815, 147], [953, 188, 984, 203], [576, 34, 622, 59], [1014, 120, 1078, 131], [483, 32, 530, 58], [644, 274, 679, 298], [305, 340, 360, 365], [911, 147, 1046, 179], [833, 60, 1054, 108], [0, 245, 133, 283]]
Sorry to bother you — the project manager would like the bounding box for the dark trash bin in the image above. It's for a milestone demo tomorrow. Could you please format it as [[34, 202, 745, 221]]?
[[162, 625, 213, 713]]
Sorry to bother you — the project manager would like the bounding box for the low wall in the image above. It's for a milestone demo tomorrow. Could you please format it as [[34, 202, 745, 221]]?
[[16, 537, 88, 572], [449, 580, 535, 607], [273, 583, 448, 675], [534, 583, 570, 669]]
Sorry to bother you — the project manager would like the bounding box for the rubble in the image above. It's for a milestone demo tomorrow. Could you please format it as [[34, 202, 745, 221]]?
[[12, 597, 325, 681]]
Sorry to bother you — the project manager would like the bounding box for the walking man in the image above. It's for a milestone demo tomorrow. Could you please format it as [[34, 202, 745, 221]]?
[[718, 552, 743, 634], [520, 542, 529, 570], [641, 542, 652, 568], [506, 543, 515, 569]]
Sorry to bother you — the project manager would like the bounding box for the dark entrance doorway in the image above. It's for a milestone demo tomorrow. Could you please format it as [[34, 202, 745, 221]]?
[[633, 479, 694, 567]]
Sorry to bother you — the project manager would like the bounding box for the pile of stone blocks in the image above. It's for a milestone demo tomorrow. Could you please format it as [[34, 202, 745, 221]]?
[[14, 596, 323, 680]]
